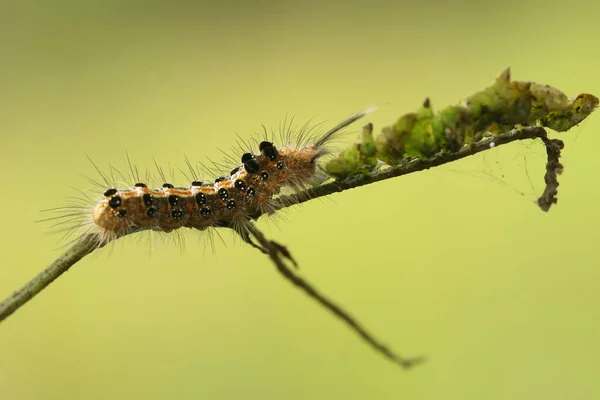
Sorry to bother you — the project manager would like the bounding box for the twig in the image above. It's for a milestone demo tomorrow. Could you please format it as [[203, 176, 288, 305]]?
[[245, 221, 425, 368], [536, 136, 564, 211], [0, 236, 98, 322], [0, 126, 562, 332]]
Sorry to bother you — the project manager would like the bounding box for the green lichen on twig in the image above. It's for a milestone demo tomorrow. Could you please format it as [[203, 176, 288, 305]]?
[[324, 68, 598, 180]]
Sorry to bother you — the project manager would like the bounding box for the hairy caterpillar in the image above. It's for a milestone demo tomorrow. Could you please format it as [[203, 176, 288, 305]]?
[[325, 68, 598, 179], [44, 108, 377, 250]]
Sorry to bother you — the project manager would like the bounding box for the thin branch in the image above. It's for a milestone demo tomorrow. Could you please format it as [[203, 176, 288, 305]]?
[[245, 221, 425, 368], [0, 126, 563, 337], [0, 237, 98, 322], [537, 135, 564, 211]]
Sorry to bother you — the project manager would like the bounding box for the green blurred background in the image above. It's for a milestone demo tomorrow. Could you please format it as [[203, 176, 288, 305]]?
[[1, 1, 599, 399]]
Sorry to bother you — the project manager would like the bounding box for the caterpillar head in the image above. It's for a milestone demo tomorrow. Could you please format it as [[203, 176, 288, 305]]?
[[239, 141, 322, 193], [243, 107, 377, 190]]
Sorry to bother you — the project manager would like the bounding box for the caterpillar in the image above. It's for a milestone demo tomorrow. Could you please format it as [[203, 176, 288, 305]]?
[[45, 108, 377, 250], [324, 68, 598, 179]]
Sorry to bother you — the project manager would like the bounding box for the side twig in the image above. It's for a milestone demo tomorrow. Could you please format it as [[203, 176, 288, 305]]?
[[244, 221, 425, 368], [537, 135, 564, 211]]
